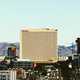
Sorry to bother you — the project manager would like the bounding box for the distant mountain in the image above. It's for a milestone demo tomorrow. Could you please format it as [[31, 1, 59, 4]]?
[[0, 42, 19, 56], [0, 42, 77, 57], [58, 44, 77, 56]]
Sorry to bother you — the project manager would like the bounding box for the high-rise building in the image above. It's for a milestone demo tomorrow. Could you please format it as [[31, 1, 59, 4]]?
[[20, 28, 58, 63]]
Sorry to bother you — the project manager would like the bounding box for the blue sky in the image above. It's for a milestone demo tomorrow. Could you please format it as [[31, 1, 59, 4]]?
[[0, 0, 80, 45]]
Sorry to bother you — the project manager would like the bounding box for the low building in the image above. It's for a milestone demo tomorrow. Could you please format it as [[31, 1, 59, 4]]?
[[0, 70, 16, 80]]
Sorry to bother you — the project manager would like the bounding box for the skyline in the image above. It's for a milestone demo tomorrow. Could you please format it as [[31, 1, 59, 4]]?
[[0, 0, 80, 45]]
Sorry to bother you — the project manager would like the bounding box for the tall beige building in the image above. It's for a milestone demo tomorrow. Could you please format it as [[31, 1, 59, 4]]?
[[20, 28, 58, 63]]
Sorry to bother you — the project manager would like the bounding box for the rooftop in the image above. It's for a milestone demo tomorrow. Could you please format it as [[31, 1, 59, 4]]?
[[21, 28, 57, 32]]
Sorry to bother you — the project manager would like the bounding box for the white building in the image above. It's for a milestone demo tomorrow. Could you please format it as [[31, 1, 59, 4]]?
[[0, 70, 16, 80]]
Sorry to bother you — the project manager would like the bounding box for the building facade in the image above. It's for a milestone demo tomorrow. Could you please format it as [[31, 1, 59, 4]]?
[[20, 28, 58, 63], [0, 70, 16, 80]]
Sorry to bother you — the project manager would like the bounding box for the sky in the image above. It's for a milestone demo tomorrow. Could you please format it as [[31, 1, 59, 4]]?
[[0, 0, 80, 45]]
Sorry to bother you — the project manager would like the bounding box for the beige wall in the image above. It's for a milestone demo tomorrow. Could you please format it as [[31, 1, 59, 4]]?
[[20, 28, 58, 62]]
